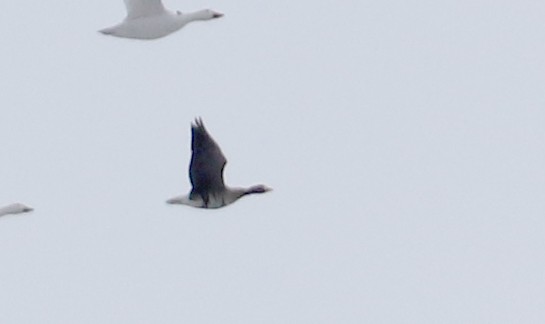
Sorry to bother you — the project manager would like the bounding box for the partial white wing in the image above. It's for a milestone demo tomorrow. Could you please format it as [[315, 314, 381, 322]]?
[[124, 0, 166, 19]]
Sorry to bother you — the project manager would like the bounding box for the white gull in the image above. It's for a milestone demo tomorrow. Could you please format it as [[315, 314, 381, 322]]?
[[100, 0, 223, 40]]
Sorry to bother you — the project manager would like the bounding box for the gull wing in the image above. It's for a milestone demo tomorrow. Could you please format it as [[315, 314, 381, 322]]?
[[189, 119, 227, 200], [124, 0, 166, 19]]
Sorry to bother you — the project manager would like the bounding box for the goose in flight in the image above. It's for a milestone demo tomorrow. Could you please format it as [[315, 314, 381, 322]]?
[[100, 0, 223, 40], [167, 119, 271, 209], [0, 203, 33, 217]]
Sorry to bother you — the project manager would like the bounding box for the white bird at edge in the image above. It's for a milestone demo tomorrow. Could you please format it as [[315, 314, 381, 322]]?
[[100, 0, 224, 40], [167, 118, 272, 209], [0, 203, 33, 217]]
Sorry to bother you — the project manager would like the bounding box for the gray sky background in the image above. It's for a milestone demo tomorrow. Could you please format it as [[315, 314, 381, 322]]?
[[1, 0, 545, 322]]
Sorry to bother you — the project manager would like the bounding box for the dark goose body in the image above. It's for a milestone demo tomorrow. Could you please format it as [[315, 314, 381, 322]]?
[[167, 119, 271, 209]]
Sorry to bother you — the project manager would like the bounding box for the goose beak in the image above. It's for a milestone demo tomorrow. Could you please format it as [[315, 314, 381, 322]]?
[[23, 207, 33, 213], [212, 12, 224, 18]]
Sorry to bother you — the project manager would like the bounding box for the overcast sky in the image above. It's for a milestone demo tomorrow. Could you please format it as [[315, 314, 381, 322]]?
[[1, 0, 545, 323]]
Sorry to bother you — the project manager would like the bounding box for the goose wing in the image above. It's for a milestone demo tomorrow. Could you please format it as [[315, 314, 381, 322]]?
[[189, 119, 227, 197], [124, 0, 166, 19]]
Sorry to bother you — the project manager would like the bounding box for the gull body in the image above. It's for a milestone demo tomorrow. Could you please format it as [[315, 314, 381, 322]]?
[[0, 203, 33, 217], [167, 119, 271, 209], [100, 0, 223, 40]]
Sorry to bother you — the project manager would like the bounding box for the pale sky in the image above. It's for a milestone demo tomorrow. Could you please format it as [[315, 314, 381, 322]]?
[[1, 0, 545, 323]]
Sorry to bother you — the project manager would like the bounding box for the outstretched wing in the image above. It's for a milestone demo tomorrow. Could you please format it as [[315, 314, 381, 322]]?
[[189, 118, 227, 198], [124, 0, 166, 19]]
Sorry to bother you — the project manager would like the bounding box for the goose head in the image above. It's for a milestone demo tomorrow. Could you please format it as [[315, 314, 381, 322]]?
[[19, 204, 33, 213], [0, 203, 34, 216], [188, 9, 224, 20], [245, 185, 273, 195], [209, 9, 224, 19], [10, 203, 33, 213]]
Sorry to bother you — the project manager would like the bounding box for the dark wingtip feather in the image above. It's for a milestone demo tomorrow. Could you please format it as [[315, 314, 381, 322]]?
[[192, 117, 206, 130], [191, 117, 213, 153]]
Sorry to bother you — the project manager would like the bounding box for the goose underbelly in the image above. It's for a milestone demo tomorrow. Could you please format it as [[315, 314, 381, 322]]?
[[111, 15, 185, 39]]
